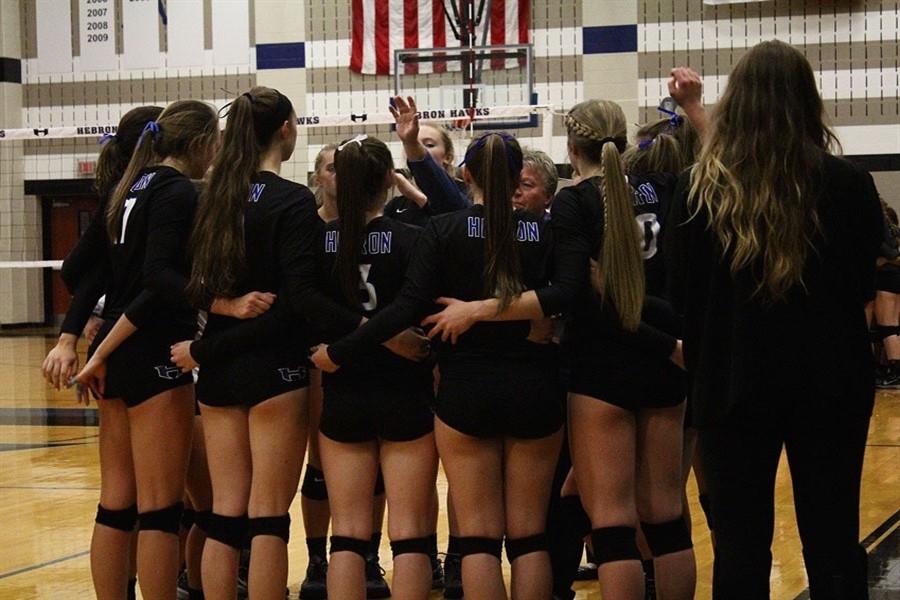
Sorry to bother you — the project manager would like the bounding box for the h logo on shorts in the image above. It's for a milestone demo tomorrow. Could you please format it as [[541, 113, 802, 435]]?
[[278, 367, 306, 383], [155, 365, 182, 380]]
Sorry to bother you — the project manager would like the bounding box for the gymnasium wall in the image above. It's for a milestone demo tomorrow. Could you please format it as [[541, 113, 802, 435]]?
[[0, 0, 898, 323], [637, 0, 900, 205]]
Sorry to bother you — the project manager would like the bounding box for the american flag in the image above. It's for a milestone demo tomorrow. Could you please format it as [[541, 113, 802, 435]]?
[[350, 0, 531, 75]]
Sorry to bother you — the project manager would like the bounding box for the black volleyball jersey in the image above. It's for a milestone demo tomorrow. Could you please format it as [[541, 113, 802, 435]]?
[[328, 205, 553, 367], [190, 172, 363, 365], [319, 216, 429, 384], [103, 165, 197, 330], [534, 175, 679, 361]]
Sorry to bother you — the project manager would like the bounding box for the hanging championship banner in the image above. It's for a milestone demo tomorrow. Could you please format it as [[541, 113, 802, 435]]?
[[35, 0, 73, 74], [166, 0, 205, 68], [79, 0, 117, 71], [122, 0, 161, 70]]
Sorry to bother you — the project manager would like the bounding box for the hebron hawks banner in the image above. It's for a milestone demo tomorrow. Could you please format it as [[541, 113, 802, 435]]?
[[350, 0, 530, 75]]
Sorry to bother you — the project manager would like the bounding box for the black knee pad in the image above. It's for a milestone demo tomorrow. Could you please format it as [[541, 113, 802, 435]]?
[[330, 535, 370, 558], [641, 518, 693, 557], [560, 495, 591, 538], [390, 536, 433, 557], [457, 536, 503, 560], [591, 527, 641, 565], [698, 493, 714, 530], [505, 533, 548, 562], [194, 510, 212, 534], [95, 503, 138, 532], [248, 514, 291, 544], [873, 324, 900, 341], [181, 507, 196, 530], [374, 469, 385, 496], [138, 502, 183, 535], [206, 513, 248, 550], [301, 465, 328, 501]]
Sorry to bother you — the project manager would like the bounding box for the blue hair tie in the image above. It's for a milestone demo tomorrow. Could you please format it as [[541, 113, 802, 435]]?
[[638, 138, 654, 151], [143, 121, 160, 136], [458, 132, 522, 176], [657, 107, 683, 130], [98, 132, 116, 145]]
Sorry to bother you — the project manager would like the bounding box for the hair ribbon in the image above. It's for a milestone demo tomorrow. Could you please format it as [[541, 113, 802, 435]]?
[[338, 134, 368, 151]]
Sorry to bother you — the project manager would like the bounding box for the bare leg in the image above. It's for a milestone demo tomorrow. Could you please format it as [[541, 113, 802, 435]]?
[[200, 403, 251, 600], [320, 434, 378, 600], [247, 390, 308, 600], [129, 386, 194, 600], [569, 394, 643, 600], [505, 430, 563, 600], [381, 434, 439, 599], [91, 398, 136, 600], [636, 404, 696, 600], [435, 418, 507, 600]]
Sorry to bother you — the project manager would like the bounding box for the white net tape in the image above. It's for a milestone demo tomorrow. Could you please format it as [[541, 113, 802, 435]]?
[[0, 261, 63, 269], [0, 105, 553, 142]]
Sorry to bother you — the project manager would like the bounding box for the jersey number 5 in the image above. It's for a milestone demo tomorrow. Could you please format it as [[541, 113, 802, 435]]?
[[636, 213, 660, 259], [359, 264, 377, 311]]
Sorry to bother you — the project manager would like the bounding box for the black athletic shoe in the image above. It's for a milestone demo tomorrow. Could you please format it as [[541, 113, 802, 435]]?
[[299, 555, 328, 600], [430, 553, 445, 590], [365, 554, 391, 599], [176, 570, 190, 600], [443, 553, 463, 599], [877, 369, 900, 389], [574, 562, 598, 581]]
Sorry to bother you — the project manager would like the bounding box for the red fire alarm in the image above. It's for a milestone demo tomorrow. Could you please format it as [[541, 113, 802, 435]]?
[[77, 160, 96, 176]]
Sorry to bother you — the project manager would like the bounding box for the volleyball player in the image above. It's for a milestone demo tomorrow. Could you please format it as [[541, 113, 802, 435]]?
[[69, 100, 220, 600], [43, 106, 163, 395], [302, 143, 394, 599], [666, 41, 881, 599], [313, 130, 564, 600], [303, 134, 437, 600], [165, 87, 327, 600], [383, 121, 467, 226], [419, 100, 697, 600], [41, 106, 163, 600]]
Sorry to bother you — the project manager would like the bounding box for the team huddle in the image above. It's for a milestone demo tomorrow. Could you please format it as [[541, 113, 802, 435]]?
[[41, 40, 882, 600]]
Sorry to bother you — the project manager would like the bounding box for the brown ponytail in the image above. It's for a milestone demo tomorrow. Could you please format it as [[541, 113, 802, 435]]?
[[463, 133, 524, 311], [95, 106, 163, 199], [567, 100, 644, 330], [106, 99, 218, 241], [333, 136, 394, 306], [186, 87, 295, 304]]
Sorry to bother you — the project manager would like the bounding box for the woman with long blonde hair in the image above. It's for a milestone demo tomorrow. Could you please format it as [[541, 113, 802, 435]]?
[[667, 40, 882, 598]]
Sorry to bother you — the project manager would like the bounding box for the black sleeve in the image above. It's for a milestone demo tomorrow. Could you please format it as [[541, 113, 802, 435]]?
[[534, 189, 592, 316], [280, 194, 363, 336], [60, 200, 109, 293], [190, 297, 293, 365], [59, 264, 106, 336], [857, 171, 884, 303], [327, 220, 441, 367], [124, 180, 196, 326], [407, 152, 470, 214], [664, 172, 692, 315], [191, 194, 366, 365]]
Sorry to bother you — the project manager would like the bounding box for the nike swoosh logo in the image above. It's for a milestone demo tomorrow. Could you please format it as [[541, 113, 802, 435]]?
[[395, 208, 408, 213]]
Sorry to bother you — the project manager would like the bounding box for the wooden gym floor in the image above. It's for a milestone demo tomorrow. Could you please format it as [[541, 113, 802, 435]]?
[[0, 334, 897, 599]]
